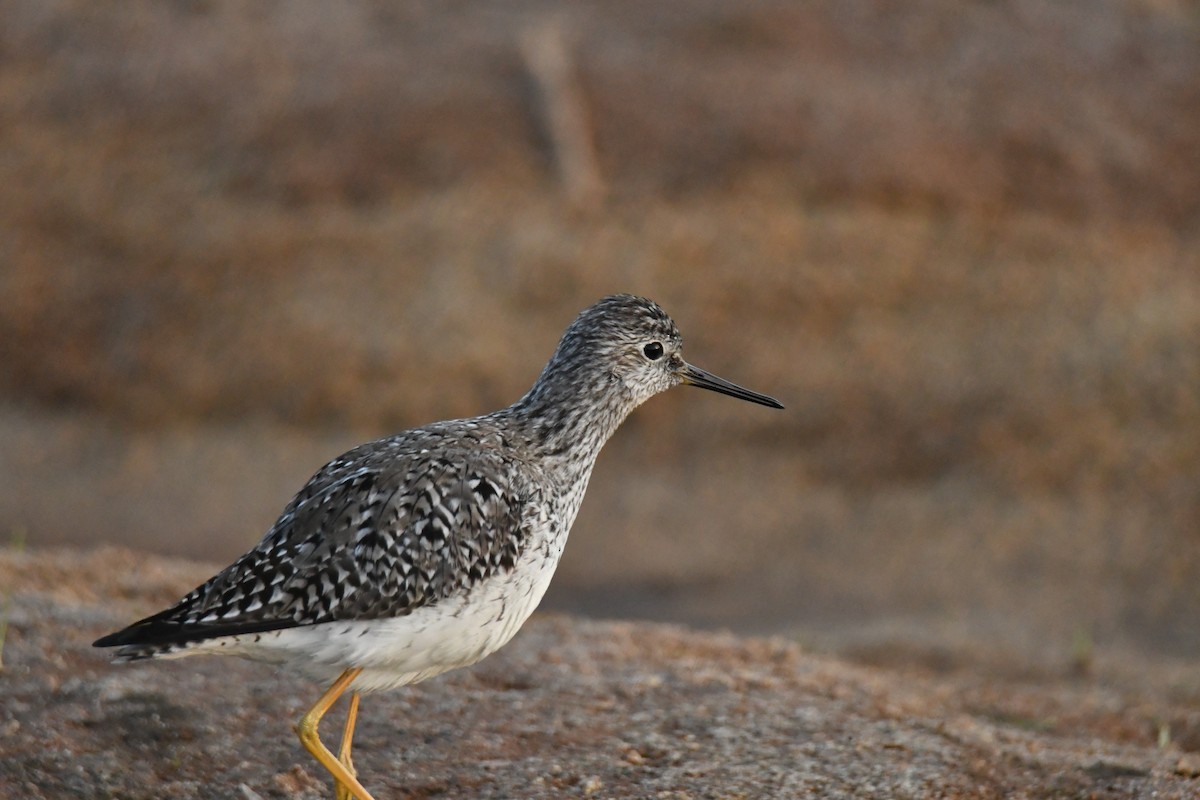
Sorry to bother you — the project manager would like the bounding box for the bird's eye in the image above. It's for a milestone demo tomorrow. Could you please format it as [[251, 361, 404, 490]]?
[[643, 342, 664, 360]]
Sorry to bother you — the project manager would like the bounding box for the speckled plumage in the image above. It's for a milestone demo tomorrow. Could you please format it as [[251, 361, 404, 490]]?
[[94, 294, 782, 797]]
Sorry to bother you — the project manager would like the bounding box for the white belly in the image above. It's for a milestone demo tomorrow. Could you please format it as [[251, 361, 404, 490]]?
[[184, 533, 565, 692]]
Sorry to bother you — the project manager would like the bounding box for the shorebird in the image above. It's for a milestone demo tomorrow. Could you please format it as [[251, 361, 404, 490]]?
[[94, 294, 783, 800]]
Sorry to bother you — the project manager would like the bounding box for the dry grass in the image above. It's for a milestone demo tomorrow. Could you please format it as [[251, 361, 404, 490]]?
[[0, 0, 1198, 664]]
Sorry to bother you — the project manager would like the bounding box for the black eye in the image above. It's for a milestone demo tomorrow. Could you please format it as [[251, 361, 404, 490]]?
[[643, 341, 664, 360]]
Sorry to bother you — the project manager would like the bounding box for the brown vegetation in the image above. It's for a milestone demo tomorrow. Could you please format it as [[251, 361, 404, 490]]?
[[0, 0, 1198, 750]]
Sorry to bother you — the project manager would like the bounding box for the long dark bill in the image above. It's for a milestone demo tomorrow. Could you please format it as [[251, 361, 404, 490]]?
[[680, 363, 784, 409]]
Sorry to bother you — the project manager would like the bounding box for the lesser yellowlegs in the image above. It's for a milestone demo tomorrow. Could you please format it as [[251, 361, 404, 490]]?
[[94, 294, 783, 799]]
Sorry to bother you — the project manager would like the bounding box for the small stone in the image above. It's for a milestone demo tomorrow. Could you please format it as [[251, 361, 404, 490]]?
[[1175, 755, 1200, 778], [239, 784, 267, 800]]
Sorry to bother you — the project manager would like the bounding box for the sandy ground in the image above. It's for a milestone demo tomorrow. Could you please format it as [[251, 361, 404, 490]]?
[[3, 547, 1199, 799]]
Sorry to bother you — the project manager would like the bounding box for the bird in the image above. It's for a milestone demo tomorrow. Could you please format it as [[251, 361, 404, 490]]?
[[94, 294, 783, 800]]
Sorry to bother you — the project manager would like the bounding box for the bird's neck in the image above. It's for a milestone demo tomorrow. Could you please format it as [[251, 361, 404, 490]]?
[[505, 364, 638, 469]]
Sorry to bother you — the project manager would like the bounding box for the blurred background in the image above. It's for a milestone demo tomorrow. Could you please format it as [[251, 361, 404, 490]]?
[[2, 0, 1198, 674]]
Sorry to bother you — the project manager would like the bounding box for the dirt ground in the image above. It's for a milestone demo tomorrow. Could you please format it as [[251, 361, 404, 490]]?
[[3, 547, 1200, 799]]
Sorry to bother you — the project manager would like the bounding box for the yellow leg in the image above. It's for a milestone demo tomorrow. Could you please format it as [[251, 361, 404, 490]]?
[[334, 691, 360, 800], [295, 668, 375, 800]]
